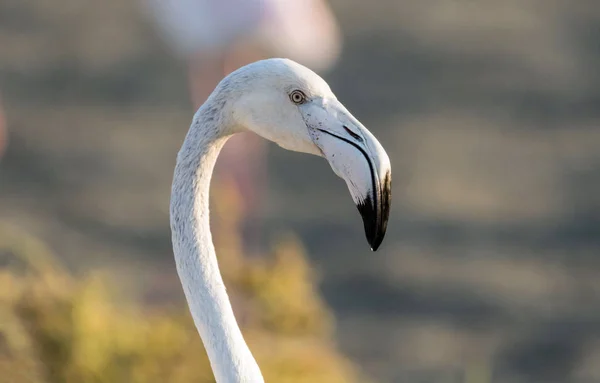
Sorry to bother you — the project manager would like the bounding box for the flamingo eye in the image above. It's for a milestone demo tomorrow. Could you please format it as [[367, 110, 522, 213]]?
[[289, 90, 306, 104]]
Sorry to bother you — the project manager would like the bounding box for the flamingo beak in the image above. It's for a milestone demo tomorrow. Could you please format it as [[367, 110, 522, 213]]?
[[300, 98, 392, 251]]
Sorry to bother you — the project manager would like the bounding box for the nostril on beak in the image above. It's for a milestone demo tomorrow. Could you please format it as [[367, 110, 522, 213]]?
[[343, 125, 363, 142]]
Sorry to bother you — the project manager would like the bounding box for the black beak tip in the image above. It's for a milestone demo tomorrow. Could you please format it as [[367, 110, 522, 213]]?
[[357, 196, 387, 252], [368, 230, 385, 252], [370, 240, 381, 252]]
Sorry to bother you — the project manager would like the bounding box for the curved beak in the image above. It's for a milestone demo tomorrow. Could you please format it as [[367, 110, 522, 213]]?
[[300, 98, 392, 251]]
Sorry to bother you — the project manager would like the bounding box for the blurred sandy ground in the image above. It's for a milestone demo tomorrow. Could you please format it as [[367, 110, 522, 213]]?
[[0, 0, 599, 382]]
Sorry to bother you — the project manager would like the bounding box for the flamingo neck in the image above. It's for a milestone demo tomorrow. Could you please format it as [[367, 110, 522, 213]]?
[[170, 106, 264, 383]]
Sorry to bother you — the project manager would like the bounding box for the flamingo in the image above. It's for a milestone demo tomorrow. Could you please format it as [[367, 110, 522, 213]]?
[[170, 58, 391, 383]]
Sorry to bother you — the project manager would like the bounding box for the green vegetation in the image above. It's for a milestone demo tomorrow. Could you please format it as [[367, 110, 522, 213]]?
[[0, 183, 364, 383]]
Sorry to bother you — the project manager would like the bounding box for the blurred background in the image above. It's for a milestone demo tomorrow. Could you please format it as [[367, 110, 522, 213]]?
[[1, 1, 600, 382]]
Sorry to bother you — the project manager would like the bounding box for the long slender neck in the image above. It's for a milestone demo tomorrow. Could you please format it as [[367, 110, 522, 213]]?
[[170, 107, 264, 383]]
